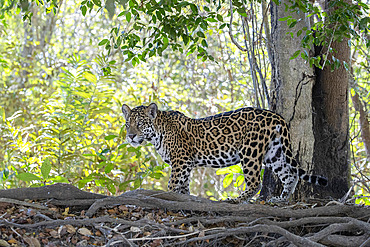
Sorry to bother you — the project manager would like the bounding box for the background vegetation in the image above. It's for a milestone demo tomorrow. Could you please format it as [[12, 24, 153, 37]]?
[[0, 0, 369, 203]]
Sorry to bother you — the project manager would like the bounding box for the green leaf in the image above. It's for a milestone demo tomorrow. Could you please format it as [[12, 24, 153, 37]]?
[[78, 178, 94, 188], [92, 0, 102, 7], [133, 178, 141, 189], [17, 173, 40, 182], [301, 50, 308, 60], [309, 57, 315, 67], [190, 4, 198, 14], [107, 183, 116, 194], [206, 17, 217, 23], [119, 180, 133, 191], [197, 31, 205, 38], [289, 20, 297, 28], [87, 0, 93, 8], [178, 1, 190, 7], [127, 147, 137, 152], [101, 148, 110, 154], [223, 173, 233, 188], [149, 172, 164, 179], [343, 61, 350, 71], [104, 163, 115, 173], [83, 153, 96, 157], [219, 23, 227, 29], [278, 16, 292, 21], [359, 17, 370, 30], [50, 176, 69, 183], [80, 5, 87, 16], [216, 14, 223, 22], [234, 175, 244, 187], [201, 39, 208, 47], [229, 165, 242, 173], [1, 169, 9, 180], [149, 49, 156, 57], [98, 39, 109, 46], [200, 21, 208, 30], [104, 134, 118, 140], [41, 158, 51, 179], [290, 50, 301, 60], [163, 37, 169, 46], [216, 167, 230, 175], [129, 0, 136, 8], [237, 8, 248, 18], [83, 72, 97, 83], [182, 34, 189, 45], [156, 10, 162, 21], [126, 12, 131, 22]]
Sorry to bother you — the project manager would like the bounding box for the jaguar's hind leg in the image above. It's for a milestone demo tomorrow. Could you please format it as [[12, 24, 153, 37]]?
[[264, 136, 299, 202]]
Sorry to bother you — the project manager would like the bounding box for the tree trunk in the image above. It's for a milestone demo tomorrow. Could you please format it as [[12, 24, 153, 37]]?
[[309, 0, 351, 199], [262, 0, 351, 200], [261, 0, 316, 200], [312, 40, 351, 199]]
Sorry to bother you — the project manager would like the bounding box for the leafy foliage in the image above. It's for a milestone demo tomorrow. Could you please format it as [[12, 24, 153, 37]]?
[[280, 0, 369, 70], [93, 0, 225, 63], [0, 53, 166, 194]]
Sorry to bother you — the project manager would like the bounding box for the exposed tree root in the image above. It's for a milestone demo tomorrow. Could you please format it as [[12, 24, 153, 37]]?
[[0, 198, 49, 210], [0, 183, 369, 246]]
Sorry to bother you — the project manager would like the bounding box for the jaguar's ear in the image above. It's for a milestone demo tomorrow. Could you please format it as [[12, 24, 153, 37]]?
[[147, 103, 158, 120], [121, 104, 131, 120]]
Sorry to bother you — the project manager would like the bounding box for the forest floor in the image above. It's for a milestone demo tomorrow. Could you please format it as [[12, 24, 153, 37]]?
[[0, 184, 369, 247]]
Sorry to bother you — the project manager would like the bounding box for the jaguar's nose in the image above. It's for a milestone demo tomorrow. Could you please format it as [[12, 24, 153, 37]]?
[[128, 134, 136, 140]]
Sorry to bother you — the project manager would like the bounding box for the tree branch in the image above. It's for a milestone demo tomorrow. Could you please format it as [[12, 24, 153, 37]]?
[[228, 0, 248, 52]]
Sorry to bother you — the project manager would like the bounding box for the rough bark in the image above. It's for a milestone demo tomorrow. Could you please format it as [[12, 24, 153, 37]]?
[[261, 0, 316, 200], [0, 183, 107, 201], [0, 184, 369, 218], [311, 0, 351, 199]]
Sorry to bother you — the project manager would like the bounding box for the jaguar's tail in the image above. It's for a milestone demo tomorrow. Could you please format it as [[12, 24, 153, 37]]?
[[298, 168, 328, 186]]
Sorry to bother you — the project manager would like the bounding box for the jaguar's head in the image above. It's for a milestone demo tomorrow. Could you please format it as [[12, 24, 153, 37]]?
[[121, 103, 158, 147]]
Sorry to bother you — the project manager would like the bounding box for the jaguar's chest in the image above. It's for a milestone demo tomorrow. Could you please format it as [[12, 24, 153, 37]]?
[[150, 133, 174, 164]]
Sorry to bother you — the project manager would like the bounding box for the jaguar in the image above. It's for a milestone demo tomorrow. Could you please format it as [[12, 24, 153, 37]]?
[[121, 103, 328, 202]]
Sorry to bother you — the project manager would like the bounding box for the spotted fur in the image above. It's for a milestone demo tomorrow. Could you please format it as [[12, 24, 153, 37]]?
[[122, 103, 328, 202]]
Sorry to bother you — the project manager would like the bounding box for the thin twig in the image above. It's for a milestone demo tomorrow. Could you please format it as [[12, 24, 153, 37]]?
[[229, 0, 247, 52], [360, 237, 370, 247], [128, 227, 226, 241]]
